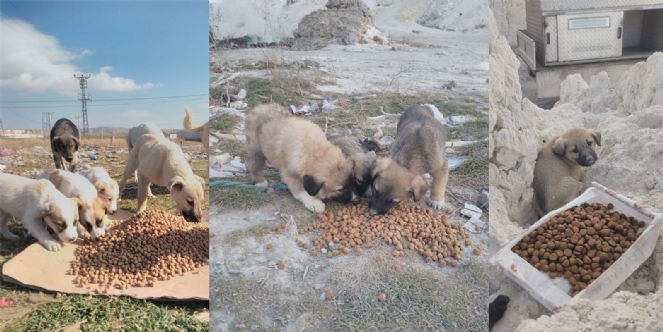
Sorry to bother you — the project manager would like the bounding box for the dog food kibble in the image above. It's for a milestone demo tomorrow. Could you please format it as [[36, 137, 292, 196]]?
[[513, 203, 643, 295], [300, 203, 469, 267], [325, 290, 335, 300], [266, 243, 273, 250], [377, 293, 387, 302], [277, 260, 286, 270], [69, 210, 208, 291]]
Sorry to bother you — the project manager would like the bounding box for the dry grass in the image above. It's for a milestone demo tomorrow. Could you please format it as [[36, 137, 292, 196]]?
[[0, 137, 209, 330]]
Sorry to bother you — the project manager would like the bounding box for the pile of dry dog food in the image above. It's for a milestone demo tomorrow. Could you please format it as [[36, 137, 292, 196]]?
[[513, 202, 645, 295], [300, 203, 470, 267], [69, 209, 208, 292]]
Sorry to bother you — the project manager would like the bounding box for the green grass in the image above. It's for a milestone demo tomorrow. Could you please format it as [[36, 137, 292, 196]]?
[[3, 296, 208, 332], [209, 113, 242, 133], [336, 262, 488, 331], [0, 139, 209, 331], [448, 120, 489, 141], [452, 141, 488, 186], [211, 77, 306, 109]]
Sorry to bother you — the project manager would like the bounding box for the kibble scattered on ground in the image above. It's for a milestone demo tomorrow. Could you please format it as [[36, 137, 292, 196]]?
[[299, 203, 470, 267], [69, 209, 209, 292], [513, 202, 645, 295]]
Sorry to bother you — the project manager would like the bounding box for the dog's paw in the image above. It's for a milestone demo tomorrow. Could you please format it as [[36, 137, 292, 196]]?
[[41, 239, 62, 252], [1, 231, 19, 241], [255, 181, 269, 188], [426, 198, 448, 210], [304, 200, 325, 213]]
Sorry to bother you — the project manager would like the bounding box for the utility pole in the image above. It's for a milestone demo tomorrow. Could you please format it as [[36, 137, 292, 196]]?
[[74, 73, 91, 136], [0, 119, 4, 137], [41, 112, 54, 137]]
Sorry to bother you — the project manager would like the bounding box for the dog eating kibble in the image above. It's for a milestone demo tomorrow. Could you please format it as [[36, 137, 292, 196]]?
[[299, 202, 470, 266], [69, 209, 208, 292], [512, 202, 644, 295]]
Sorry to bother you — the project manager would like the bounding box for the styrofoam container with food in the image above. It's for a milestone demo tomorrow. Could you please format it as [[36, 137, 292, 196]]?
[[490, 182, 662, 311]]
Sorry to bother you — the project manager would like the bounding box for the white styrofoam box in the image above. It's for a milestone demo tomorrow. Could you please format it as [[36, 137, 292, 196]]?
[[490, 182, 662, 311]]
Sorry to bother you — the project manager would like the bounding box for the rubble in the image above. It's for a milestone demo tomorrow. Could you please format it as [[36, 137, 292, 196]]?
[[489, 8, 663, 331], [292, 0, 384, 50]]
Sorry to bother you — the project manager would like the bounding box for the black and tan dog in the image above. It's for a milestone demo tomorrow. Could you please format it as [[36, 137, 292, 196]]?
[[328, 135, 377, 197], [50, 118, 80, 171], [532, 128, 601, 217], [245, 104, 355, 213], [369, 105, 448, 215]]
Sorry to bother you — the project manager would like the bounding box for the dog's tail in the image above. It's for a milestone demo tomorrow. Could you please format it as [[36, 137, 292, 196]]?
[[183, 107, 205, 132]]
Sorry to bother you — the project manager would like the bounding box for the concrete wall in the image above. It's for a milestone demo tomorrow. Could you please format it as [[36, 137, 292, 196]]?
[[535, 60, 639, 98]]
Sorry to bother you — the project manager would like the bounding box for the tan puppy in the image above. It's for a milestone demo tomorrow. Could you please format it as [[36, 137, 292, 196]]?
[[183, 108, 209, 149], [328, 135, 377, 197], [246, 103, 355, 213], [39, 169, 108, 240], [78, 166, 119, 214], [533, 128, 601, 216], [118, 132, 204, 222], [369, 105, 448, 214], [0, 174, 79, 251]]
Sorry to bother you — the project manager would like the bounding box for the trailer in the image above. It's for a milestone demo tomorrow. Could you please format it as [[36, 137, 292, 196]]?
[[516, 0, 663, 99]]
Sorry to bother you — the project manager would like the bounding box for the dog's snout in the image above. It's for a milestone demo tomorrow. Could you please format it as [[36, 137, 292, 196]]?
[[182, 210, 200, 223]]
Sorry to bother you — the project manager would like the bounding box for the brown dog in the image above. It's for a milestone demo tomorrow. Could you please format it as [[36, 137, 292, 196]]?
[[369, 105, 448, 214], [245, 104, 355, 213], [50, 118, 80, 171], [532, 128, 601, 216]]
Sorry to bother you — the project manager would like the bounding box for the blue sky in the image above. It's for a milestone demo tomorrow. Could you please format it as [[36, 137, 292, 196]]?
[[0, 0, 209, 129]]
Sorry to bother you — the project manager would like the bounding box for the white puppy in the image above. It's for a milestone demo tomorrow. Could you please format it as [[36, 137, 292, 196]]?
[[126, 122, 165, 197], [78, 166, 119, 214], [39, 169, 108, 240], [0, 174, 79, 251], [119, 132, 204, 222]]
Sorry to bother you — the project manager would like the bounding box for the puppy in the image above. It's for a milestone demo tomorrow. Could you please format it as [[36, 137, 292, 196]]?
[[246, 104, 355, 213], [0, 174, 79, 251], [532, 128, 601, 216], [183, 107, 209, 149], [369, 105, 448, 214], [50, 118, 80, 171], [328, 135, 377, 197], [118, 129, 204, 222], [78, 166, 119, 214], [39, 169, 108, 240], [126, 122, 165, 197]]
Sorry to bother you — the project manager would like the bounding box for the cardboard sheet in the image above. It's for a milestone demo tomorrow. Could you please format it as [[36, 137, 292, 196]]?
[[1, 210, 209, 301]]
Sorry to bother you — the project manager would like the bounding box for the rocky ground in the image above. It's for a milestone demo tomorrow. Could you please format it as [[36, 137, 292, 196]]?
[[488, 9, 663, 331], [209, 0, 491, 330]]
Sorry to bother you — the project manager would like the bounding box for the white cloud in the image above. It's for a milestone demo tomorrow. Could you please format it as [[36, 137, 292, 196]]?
[[0, 17, 157, 95], [88, 67, 158, 92]]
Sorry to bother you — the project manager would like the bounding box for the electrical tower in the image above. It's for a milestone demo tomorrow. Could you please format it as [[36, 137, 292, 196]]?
[[41, 112, 54, 137], [74, 73, 91, 136]]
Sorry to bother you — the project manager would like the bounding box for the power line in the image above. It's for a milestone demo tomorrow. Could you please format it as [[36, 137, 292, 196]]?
[[2, 93, 208, 104], [0, 97, 208, 109], [74, 73, 92, 136]]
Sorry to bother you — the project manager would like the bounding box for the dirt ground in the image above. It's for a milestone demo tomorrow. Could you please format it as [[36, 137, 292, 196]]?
[[0, 137, 209, 331], [208, 9, 490, 329]]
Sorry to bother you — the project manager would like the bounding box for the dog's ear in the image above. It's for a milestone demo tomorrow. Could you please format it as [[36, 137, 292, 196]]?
[[409, 175, 428, 202], [72, 136, 80, 150], [371, 158, 391, 178], [552, 137, 567, 157], [591, 130, 602, 146], [194, 175, 206, 186], [169, 177, 185, 192], [95, 182, 106, 193], [303, 175, 324, 196]]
